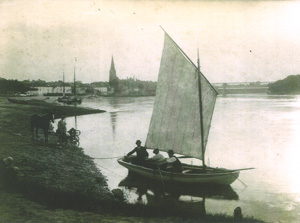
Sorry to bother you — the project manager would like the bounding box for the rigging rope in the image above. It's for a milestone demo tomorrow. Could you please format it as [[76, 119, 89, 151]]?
[[96, 163, 125, 178], [237, 177, 248, 188], [92, 156, 123, 159]]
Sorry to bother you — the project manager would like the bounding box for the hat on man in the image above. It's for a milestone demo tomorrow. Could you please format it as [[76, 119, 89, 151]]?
[[153, 148, 159, 154]]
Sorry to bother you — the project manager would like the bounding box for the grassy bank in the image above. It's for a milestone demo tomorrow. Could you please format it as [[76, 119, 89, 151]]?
[[0, 97, 263, 222]]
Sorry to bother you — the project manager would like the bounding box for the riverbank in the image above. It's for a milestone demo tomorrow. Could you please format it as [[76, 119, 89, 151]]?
[[0, 97, 263, 222]]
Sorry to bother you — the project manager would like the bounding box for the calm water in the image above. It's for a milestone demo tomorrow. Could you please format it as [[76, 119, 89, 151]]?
[[57, 94, 300, 222]]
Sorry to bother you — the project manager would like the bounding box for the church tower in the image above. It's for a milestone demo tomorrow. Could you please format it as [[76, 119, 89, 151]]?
[[109, 56, 117, 82], [109, 56, 120, 93]]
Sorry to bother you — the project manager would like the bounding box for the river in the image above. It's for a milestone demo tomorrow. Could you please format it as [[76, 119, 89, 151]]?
[[56, 94, 300, 222]]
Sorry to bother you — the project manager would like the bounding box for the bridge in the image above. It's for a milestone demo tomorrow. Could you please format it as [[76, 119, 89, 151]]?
[[212, 81, 273, 94]]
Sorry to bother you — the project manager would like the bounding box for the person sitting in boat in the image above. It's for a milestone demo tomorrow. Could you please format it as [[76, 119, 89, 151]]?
[[150, 149, 165, 162], [126, 140, 149, 166], [166, 150, 182, 173], [145, 148, 166, 169]]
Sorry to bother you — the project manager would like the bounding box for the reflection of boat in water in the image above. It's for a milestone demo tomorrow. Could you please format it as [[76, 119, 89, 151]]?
[[118, 29, 253, 185], [119, 175, 239, 201], [119, 175, 239, 216]]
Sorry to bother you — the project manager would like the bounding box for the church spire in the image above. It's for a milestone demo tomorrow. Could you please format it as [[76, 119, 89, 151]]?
[[109, 55, 118, 82], [109, 55, 120, 93], [110, 56, 116, 73]]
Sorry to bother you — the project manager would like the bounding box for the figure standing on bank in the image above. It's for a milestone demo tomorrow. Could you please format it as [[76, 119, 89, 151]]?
[[57, 117, 67, 144]]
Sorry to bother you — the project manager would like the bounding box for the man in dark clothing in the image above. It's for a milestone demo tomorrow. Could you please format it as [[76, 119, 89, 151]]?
[[126, 140, 149, 166], [57, 117, 67, 144], [166, 150, 182, 173]]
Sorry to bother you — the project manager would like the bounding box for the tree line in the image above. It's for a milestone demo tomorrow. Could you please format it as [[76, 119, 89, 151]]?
[[0, 77, 157, 95], [268, 75, 300, 94], [0, 78, 30, 94]]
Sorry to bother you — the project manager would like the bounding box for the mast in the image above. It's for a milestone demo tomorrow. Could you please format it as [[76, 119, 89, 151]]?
[[197, 49, 206, 168], [74, 58, 77, 97], [62, 69, 65, 98]]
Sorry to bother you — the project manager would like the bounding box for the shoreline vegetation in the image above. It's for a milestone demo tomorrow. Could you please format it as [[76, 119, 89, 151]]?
[[0, 97, 262, 222], [268, 74, 300, 94]]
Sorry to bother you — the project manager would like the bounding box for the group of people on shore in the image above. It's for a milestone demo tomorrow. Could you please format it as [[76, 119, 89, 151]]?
[[56, 117, 79, 144], [125, 140, 182, 173]]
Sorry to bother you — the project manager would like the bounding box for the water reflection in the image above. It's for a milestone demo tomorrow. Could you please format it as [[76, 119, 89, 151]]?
[[74, 115, 78, 129], [109, 112, 118, 140], [119, 174, 238, 216], [60, 95, 300, 222]]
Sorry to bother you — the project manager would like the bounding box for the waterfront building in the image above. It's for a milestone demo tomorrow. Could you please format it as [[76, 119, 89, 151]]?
[[94, 87, 108, 95], [35, 86, 72, 95]]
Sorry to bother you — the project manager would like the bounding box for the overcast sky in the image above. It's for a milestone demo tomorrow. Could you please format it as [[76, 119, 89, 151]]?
[[1, 0, 300, 83]]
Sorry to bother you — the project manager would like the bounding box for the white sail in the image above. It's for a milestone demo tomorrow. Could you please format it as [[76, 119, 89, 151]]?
[[145, 33, 217, 160]]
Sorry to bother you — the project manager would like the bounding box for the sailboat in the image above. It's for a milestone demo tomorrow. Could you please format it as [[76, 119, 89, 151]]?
[[118, 30, 253, 185]]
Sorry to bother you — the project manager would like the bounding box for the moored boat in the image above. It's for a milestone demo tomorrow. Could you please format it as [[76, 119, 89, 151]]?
[[118, 29, 253, 185], [58, 59, 82, 104], [118, 157, 240, 185]]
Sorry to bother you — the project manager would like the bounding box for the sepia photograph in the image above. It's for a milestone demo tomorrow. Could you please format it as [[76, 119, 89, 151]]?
[[0, 0, 300, 222]]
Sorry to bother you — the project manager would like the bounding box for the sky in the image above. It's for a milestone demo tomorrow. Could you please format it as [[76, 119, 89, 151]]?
[[0, 0, 300, 83]]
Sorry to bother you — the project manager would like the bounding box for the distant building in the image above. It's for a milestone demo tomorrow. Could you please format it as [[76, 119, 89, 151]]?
[[76, 87, 86, 94], [37, 87, 53, 95], [53, 86, 72, 94], [36, 86, 72, 95], [27, 89, 39, 96], [109, 56, 121, 93], [94, 87, 108, 95], [104, 56, 156, 96]]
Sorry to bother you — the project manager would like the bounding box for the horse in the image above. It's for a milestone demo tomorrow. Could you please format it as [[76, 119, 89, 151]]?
[[30, 113, 54, 143]]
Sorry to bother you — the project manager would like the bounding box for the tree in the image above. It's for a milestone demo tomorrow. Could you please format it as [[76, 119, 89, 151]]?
[[269, 75, 300, 94]]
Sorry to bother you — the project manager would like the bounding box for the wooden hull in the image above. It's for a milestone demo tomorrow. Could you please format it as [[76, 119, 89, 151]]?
[[7, 97, 28, 104], [58, 97, 82, 104], [118, 157, 239, 185], [58, 97, 69, 103]]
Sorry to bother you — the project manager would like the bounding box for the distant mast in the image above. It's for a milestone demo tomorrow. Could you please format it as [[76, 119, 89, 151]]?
[[74, 57, 77, 97], [62, 69, 65, 98]]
